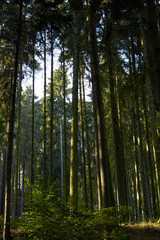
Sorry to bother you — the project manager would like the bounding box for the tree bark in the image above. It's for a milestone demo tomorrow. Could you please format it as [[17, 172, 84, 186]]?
[[3, 1, 22, 239], [49, 28, 54, 187], [107, 39, 128, 206], [42, 31, 47, 190], [70, 10, 79, 211], [89, 3, 114, 208], [62, 39, 68, 204], [79, 73, 88, 209], [0, 150, 6, 216], [15, 61, 22, 217], [31, 41, 35, 186], [82, 74, 93, 210]]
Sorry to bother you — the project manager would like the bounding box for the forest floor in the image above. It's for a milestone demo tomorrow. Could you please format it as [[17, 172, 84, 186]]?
[[1, 223, 160, 239], [124, 223, 160, 239]]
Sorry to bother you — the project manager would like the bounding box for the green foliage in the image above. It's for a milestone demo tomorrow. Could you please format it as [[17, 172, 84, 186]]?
[[18, 188, 128, 239]]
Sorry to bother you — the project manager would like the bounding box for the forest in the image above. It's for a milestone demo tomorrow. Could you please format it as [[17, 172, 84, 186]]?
[[1, 0, 160, 239]]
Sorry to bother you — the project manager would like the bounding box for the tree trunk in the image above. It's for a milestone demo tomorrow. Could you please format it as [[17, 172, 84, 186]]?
[[142, 86, 157, 217], [128, 44, 142, 221], [31, 42, 35, 186], [89, 3, 114, 208], [62, 39, 68, 204], [79, 73, 88, 209], [14, 60, 22, 217], [0, 150, 7, 216], [82, 74, 93, 210], [132, 108, 142, 221], [107, 40, 128, 206], [49, 29, 54, 187], [3, 1, 22, 239], [136, 92, 150, 220], [42, 31, 47, 190], [60, 120, 64, 200], [70, 10, 79, 211]]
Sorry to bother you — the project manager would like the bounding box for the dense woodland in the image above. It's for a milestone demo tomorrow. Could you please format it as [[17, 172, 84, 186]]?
[[1, 0, 160, 239]]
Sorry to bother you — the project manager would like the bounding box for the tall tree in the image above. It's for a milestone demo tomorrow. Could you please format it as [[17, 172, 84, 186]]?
[[104, 22, 128, 206], [49, 28, 54, 187], [69, 8, 80, 211], [79, 71, 88, 209], [31, 41, 35, 186], [42, 31, 47, 190], [62, 38, 68, 203], [3, 0, 23, 239], [82, 72, 93, 210], [88, 0, 115, 208], [14, 60, 22, 217]]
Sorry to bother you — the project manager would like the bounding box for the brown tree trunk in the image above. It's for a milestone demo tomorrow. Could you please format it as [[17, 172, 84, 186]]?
[[70, 10, 79, 211], [3, 1, 23, 238], [79, 73, 88, 209], [42, 31, 47, 190], [82, 74, 93, 210], [89, 3, 114, 208], [107, 39, 128, 206], [49, 29, 54, 187], [0, 150, 6, 216], [31, 41, 35, 186]]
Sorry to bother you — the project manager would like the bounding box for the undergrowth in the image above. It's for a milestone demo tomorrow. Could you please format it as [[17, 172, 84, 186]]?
[[16, 187, 128, 239]]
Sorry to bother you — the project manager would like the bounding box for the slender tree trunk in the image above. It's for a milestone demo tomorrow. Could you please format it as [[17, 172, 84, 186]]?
[[89, 4, 114, 208], [49, 29, 54, 187], [21, 146, 26, 215], [132, 108, 142, 221], [42, 31, 47, 190], [31, 42, 35, 186], [82, 74, 93, 210], [3, 1, 22, 238], [107, 39, 128, 206], [60, 120, 64, 200], [79, 74, 88, 209], [142, 86, 157, 217], [131, 39, 149, 220], [62, 39, 68, 204], [136, 93, 150, 220], [15, 60, 22, 217], [70, 10, 79, 211], [128, 46, 142, 221], [0, 150, 7, 215]]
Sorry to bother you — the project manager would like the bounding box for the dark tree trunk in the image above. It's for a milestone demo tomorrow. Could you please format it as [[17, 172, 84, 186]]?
[[70, 10, 79, 211], [31, 42, 35, 186], [62, 39, 68, 204], [0, 150, 7, 216], [42, 31, 47, 190], [89, 3, 114, 208], [15, 60, 22, 217], [79, 74, 88, 209], [82, 74, 93, 211], [3, 1, 23, 239], [107, 39, 128, 206], [49, 29, 54, 187]]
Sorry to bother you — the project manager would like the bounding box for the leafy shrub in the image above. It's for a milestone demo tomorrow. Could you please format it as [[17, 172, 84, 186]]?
[[18, 188, 128, 239]]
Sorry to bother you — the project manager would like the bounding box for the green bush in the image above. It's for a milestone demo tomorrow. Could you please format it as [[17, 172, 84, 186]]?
[[18, 188, 128, 239]]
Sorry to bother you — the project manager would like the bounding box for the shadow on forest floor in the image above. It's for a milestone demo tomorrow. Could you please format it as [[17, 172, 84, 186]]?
[[124, 223, 160, 240]]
